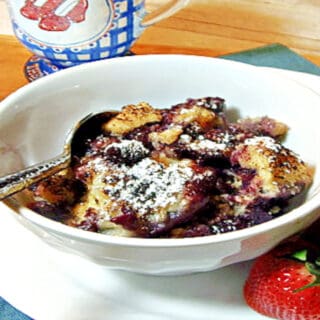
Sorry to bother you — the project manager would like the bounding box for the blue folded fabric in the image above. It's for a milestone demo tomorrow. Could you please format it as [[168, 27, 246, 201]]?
[[1, 43, 320, 320], [0, 297, 32, 320]]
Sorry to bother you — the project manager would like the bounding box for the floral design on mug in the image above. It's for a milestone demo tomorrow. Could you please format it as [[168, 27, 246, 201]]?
[[8, 0, 187, 80], [20, 0, 89, 31]]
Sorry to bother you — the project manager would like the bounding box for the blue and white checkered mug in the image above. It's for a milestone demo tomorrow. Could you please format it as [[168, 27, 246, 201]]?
[[6, 0, 189, 81]]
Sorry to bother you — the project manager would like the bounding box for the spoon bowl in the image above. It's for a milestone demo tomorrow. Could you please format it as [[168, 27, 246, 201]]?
[[0, 111, 118, 200]]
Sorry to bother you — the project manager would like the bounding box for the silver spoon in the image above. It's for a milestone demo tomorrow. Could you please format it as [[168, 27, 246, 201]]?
[[0, 111, 118, 200]]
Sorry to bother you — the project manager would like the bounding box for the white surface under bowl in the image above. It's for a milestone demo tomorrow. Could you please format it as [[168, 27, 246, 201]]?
[[1, 54, 320, 275]]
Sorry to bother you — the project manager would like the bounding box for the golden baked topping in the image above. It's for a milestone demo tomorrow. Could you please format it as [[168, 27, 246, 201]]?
[[103, 102, 162, 135]]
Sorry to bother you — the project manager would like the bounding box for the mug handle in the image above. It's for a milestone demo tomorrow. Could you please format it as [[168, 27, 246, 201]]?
[[141, 0, 189, 27]]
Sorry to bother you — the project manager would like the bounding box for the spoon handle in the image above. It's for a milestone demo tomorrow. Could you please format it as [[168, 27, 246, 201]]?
[[0, 153, 71, 200]]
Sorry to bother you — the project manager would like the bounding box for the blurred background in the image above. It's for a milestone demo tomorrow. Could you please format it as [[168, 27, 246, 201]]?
[[1, 0, 320, 64]]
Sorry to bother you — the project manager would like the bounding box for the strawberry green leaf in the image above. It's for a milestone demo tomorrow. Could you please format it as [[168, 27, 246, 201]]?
[[291, 249, 308, 262], [294, 261, 320, 292]]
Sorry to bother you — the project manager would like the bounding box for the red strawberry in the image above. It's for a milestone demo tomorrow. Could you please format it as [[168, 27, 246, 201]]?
[[243, 237, 320, 320]]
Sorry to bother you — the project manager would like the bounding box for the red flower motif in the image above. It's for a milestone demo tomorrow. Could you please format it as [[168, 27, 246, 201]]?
[[20, 0, 89, 31]]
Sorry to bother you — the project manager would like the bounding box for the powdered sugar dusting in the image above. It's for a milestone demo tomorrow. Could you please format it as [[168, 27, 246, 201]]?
[[190, 139, 227, 152], [104, 158, 194, 215], [104, 139, 149, 158], [188, 133, 232, 154], [244, 136, 281, 152]]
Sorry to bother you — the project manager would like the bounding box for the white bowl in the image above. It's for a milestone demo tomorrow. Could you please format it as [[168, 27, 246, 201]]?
[[1, 55, 320, 275]]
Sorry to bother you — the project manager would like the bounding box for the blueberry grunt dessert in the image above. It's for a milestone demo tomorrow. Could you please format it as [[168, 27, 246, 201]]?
[[27, 97, 313, 238]]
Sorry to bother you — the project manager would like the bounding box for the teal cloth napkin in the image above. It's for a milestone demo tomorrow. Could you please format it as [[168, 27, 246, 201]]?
[[221, 43, 320, 76], [1, 43, 320, 320]]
